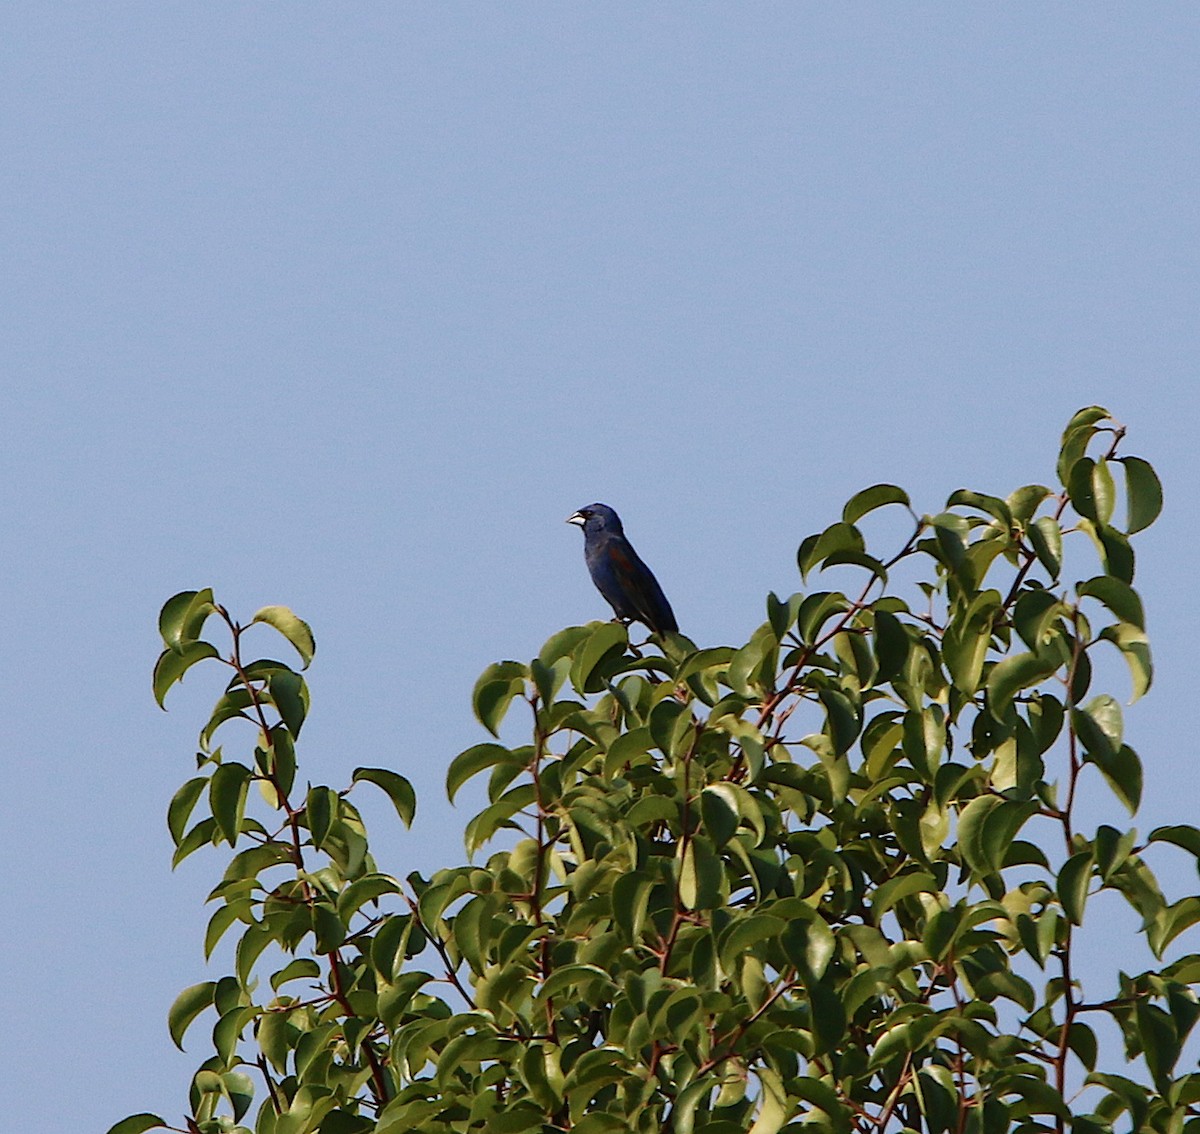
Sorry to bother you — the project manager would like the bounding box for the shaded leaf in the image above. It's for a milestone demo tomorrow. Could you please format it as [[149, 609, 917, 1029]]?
[[167, 776, 209, 846], [153, 641, 219, 709], [352, 767, 416, 827], [1099, 622, 1153, 702], [268, 669, 308, 737], [1077, 575, 1145, 629], [472, 660, 527, 736], [1028, 516, 1063, 578], [105, 1117, 167, 1134], [168, 981, 216, 1050], [447, 743, 519, 803], [209, 763, 251, 845], [1058, 851, 1093, 924], [1120, 455, 1163, 534]]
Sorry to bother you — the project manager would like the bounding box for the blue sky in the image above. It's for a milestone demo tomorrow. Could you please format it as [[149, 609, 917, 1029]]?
[[2, 7, 1198, 1130]]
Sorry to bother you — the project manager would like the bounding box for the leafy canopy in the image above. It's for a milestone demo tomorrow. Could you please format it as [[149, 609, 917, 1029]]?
[[114, 407, 1200, 1134]]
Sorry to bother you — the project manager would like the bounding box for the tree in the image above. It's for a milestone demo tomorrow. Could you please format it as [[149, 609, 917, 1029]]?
[[112, 406, 1196, 1134]]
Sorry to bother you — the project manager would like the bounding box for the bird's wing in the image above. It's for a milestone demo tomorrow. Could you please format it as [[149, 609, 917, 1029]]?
[[605, 542, 676, 633]]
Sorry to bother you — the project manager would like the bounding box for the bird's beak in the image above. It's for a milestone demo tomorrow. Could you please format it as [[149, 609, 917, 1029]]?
[[566, 511, 586, 526]]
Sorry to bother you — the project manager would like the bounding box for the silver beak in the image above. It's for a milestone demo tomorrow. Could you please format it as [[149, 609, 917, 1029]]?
[[566, 511, 586, 526]]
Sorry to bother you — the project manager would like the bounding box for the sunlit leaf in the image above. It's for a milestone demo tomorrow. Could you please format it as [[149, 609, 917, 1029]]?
[[251, 605, 316, 668], [988, 651, 1058, 719], [159, 588, 215, 652], [153, 641, 219, 709]]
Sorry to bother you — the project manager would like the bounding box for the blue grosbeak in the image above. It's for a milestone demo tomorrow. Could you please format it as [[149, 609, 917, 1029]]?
[[566, 503, 678, 635]]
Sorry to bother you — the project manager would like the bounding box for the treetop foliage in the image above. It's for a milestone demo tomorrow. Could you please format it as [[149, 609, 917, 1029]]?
[[114, 407, 1200, 1134]]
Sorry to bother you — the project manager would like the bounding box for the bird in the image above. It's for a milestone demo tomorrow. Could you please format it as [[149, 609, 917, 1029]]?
[[566, 503, 678, 635]]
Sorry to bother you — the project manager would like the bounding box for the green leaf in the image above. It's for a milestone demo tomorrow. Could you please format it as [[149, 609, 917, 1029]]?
[[612, 872, 654, 944], [526, 656, 557, 707], [804, 977, 846, 1057], [748, 1066, 789, 1134], [843, 484, 911, 524], [570, 622, 628, 694], [1085, 1073, 1149, 1129], [943, 590, 1000, 694], [251, 605, 316, 668], [464, 784, 535, 856], [1120, 455, 1163, 534], [1012, 588, 1063, 651], [1057, 851, 1093, 924], [204, 902, 243, 959], [1091, 743, 1143, 815], [678, 836, 724, 910], [718, 915, 786, 972], [819, 688, 861, 755], [235, 924, 272, 988], [153, 641, 219, 709], [472, 660, 527, 736], [222, 1070, 254, 1122], [791, 1077, 851, 1134], [306, 785, 338, 848], [1073, 695, 1123, 762], [1028, 516, 1063, 578], [1077, 575, 1145, 629], [167, 776, 209, 846], [1078, 518, 1135, 583], [958, 795, 1002, 876], [797, 591, 849, 644], [700, 785, 739, 847], [765, 591, 803, 639], [352, 768, 416, 827], [168, 980, 216, 1050], [446, 743, 519, 803], [1007, 485, 1052, 524], [159, 588, 215, 652], [1149, 896, 1200, 957], [1137, 1000, 1180, 1094], [603, 726, 654, 777], [1149, 825, 1200, 857], [338, 873, 401, 921], [537, 625, 591, 666], [798, 522, 865, 581], [316, 1112, 373, 1134], [988, 651, 1058, 719], [781, 914, 837, 980], [821, 548, 889, 585], [105, 1116, 167, 1134], [947, 488, 1013, 527], [1057, 405, 1110, 484], [1093, 459, 1117, 525], [209, 763, 251, 845], [872, 609, 909, 683], [171, 817, 217, 868], [271, 958, 321, 992], [312, 903, 346, 951], [1098, 622, 1153, 701], [1067, 457, 1098, 522], [268, 669, 308, 737], [871, 871, 937, 918]]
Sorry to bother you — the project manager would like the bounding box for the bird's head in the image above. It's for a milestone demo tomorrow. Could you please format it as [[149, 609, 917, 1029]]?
[[566, 503, 623, 534]]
